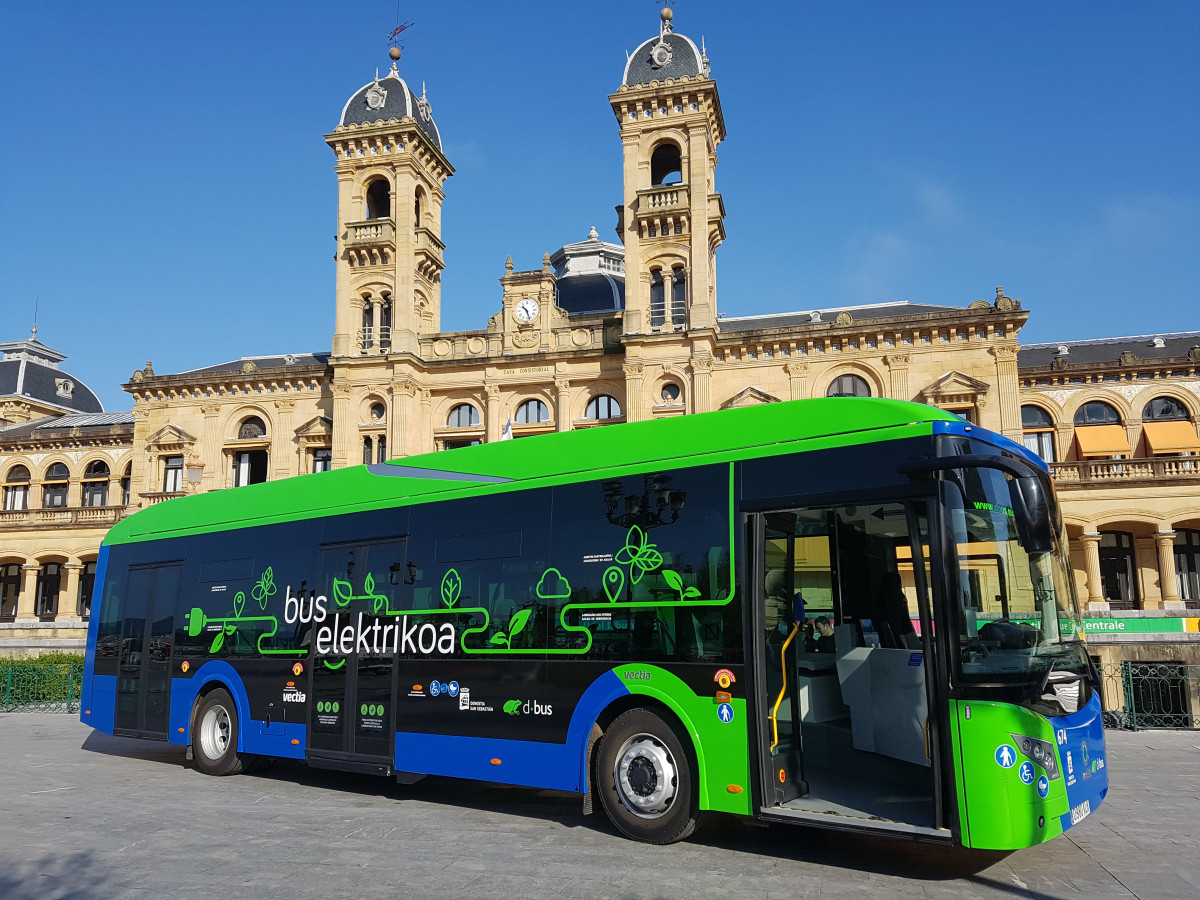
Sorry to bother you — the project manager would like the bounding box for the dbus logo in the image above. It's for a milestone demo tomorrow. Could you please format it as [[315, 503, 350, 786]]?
[[503, 699, 553, 716]]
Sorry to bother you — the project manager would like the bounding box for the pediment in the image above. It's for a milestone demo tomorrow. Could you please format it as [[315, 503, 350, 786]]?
[[720, 386, 782, 410], [919, 371, 991, 405], [144, 424, 196, 450], [295, 415, 334, 437]]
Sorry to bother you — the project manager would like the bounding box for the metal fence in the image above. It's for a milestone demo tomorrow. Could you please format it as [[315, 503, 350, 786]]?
[[0, 662, 83, 712], [1100, 662, 1200, 730]]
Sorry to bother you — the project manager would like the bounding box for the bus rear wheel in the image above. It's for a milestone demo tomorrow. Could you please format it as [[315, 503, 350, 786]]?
[[596, 707, 703, 844], [193, 688, 248, 776]]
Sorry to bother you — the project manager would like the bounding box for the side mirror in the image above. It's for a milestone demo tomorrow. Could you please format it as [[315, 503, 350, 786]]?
[[1010, 475, 1055, 554]]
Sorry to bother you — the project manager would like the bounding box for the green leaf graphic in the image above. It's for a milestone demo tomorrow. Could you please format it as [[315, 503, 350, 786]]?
[[332, 578, 352, 607], [323, 657, 346, 670], [684, 586, 701, 598], [662, 570, 683, 592], [441, 569, 461, 608], [209, 631, 225, 654], [508, 609, 531, 642], [365, 572, 376, 595], [233, 590, 245, 618], [490, 633, 508, 646]]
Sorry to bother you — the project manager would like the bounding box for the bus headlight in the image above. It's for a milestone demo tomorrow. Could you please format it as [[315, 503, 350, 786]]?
[[1011, 732, 1060, 780]]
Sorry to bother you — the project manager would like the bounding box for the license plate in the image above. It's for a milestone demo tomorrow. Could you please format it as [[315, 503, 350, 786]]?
[[1069, 800, 1091, 825]]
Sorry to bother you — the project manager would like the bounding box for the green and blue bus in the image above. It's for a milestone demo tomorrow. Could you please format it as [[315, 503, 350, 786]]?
[[81, 398, 1107, 847]]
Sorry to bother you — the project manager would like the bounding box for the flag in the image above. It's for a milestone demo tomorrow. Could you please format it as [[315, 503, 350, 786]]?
[[501, 418, 513, 441]]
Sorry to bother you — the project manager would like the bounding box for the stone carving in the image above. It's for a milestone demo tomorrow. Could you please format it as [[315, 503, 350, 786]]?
[[835, 312, 853, 326], [884, 354, 910, 368], [242, 360, 258, 374], [1045, 389, 1080, 406], [513, 331, 539, 349], [1119, 351, 1138, 367]]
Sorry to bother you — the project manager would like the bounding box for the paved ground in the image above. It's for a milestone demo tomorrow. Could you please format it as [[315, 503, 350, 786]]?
[[0, 715, 1197, 900]]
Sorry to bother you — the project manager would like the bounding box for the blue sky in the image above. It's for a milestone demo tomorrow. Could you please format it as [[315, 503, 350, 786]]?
[[1, 1, 1197, 412]]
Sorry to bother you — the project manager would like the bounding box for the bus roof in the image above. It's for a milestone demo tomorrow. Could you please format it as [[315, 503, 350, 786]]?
[[106, 397, 963, 545]]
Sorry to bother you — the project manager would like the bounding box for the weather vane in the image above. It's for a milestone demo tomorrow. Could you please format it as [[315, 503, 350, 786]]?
[[387, 0, 414, 59]]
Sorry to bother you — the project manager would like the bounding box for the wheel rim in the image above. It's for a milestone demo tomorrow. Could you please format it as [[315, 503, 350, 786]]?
[[199, 703, 231, 760], [613, 731, 678, 818]]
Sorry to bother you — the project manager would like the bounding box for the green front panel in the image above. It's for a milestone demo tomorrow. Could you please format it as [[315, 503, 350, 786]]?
[[615, 664, 752, 816], [951, 699, 1067, 849]]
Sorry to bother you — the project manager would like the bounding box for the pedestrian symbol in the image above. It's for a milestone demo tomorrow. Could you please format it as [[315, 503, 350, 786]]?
[[1037, 776, 1049, 799], [995, 744, 1017, 768], [717, 703, 735, 724], [1019, 761, 1035, 785]]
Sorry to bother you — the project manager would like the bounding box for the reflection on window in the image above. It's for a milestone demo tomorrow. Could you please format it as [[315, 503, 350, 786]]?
[[826, 375, 871, 398], [1074, 401, 1121, 425], [312, 449, 332, 473], [163, 456, 183, 492], [515, 399, 549, 424], [447, 404, 480, 428], [42, 463, 70, 508], [35, 563, 61, 619], [585, 395, 622, 420], [3, 464, 30, 511]]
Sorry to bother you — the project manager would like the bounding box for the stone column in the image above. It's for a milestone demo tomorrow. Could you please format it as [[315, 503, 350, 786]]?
[[392, 376, 418, 457], [1080, 533, 1105, 606], [16, 564, 39, 621], [991, 345, 1022, 441], [272, 398, 296, 480], [419, 390, 433, 453], [1155, 530, 1183, 608], [373, 297, 384, 351], [691, 356, 713, 414], [485, 383, 502, 444], [785, 362, 809, 401], [66, 477, 82, 508], [555, 378, 571, 432], [884, 354, 910, 401], [59, 563, 83, 621], [623, 362, 645, 423]]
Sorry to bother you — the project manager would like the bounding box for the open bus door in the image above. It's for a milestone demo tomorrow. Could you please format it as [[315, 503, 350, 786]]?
[[114, 562, 181, 739], [748, 499, 953, 839]]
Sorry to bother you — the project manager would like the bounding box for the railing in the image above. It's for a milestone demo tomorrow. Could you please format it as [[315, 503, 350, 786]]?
[[1, 660, 83, 712], [139, 490, 187, 506], [344, 218, 396, 247], [636, 183, 691, 213], [1100, 662, 1199, 730], [0, 506, 124, 528], [1051, 456, 1200, 487], [358, 326, 391, 353]]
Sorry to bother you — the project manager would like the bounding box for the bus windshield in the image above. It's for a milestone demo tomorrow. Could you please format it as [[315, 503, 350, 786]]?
[[945, 464, 1089, 697]]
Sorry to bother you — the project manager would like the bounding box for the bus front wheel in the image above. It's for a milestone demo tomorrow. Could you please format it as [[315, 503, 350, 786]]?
[[596, 707, 703, 844], [193, 688, 248, 776]]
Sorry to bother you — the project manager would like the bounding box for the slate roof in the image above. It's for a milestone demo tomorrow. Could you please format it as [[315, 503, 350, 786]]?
[[0, 411, 133, 440], [623, 31, 707, 86], [175, 352, 331, 376], [1019, 332, 1200, 368], [719, 301, 966, 333], [339, 71, 442, 151], [0, 357, 103, 414], [556, 273, 625, 315]]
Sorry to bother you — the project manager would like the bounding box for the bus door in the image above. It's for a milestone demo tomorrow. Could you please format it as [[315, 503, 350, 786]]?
[[307, 538, 405, 771], [114, 562, 181, 738], [750, 500, 949, 836]]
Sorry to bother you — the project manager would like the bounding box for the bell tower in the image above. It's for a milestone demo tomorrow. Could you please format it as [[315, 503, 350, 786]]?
[[610, 8, 726, 336], [326, 47, 453, 359]]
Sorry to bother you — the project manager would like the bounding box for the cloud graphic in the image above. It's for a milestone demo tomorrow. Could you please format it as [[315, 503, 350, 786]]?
[[536, 567, 572, 600]]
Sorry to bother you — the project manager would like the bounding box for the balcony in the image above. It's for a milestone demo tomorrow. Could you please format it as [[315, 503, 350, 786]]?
[[0, 506, 125, 529], [634, 183, 691, 237], [414, 226, 444, 280], [344, 218, 396, 249], [1050, 456, 1200, 489]]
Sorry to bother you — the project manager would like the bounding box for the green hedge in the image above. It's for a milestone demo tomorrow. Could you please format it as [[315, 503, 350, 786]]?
[[1, 654, 85, 711]]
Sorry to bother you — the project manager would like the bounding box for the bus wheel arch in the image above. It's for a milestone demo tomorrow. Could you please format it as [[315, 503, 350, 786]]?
[[190, 685, 251, 776], [591, 700, 705, 844]]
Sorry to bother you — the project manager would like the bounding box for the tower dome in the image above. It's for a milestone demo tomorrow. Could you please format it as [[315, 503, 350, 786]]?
[[622, 9, 710, 87], [339, 61, 442, 151]]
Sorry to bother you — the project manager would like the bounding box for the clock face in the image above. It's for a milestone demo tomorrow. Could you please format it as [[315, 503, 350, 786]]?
[[515, 298, 540, 324]]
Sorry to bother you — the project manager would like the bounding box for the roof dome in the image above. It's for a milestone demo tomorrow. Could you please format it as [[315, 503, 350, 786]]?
[[0, 334, 104, 414], [339, 63, 442, 152], [622, 12, 709, 87]]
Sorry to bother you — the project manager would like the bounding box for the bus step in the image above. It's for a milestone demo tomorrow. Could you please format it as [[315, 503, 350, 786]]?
[[395, 770, 427, 785], [307, 754, 392, 777]]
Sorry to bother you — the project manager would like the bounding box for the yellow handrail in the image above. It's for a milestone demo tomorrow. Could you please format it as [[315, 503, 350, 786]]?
[[769, 623, 799, 753]]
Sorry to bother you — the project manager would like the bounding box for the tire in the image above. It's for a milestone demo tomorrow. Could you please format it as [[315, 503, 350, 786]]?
[[595, 707, 704, 844], [192, 688, 248, 776]]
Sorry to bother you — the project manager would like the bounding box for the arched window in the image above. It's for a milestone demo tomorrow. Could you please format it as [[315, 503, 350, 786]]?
[[1098, 531, 1138, 609], [447, 404, 480, 428], [650, 142, 682, 186], [366, 179, 391, 219], [1, 563, 20, 620], [42, 462, 70, 509], [78, 560, 97, 618], [1021, 405, 1057, 463], [826, 375, 871, 398], [360, 298, 375, 350], [238, 416, 267, 439], [1175, 530, 1200, 608], [660, 383, 682, 402], [1144, 397, 1189, 420], [35, 562, 61, 619], [121, 462, 132, 506], [379, 295, 392, 351], [1074, 401, 1121, 425], [3, 464, 30, 511], [649, 269, 665, 329], [586, 395, 622, 420], [363, 436, 373, 466], [515, 399, 550, 424], [369, 403, 386, 422], [82, 460, 110, 507], [670, 266, 687, 327], [414, 189, 425, 228]]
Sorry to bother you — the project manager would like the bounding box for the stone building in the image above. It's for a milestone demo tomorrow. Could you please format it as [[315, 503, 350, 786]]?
[[0, 331, 133, 655], [1, 10, 1197, 679]]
